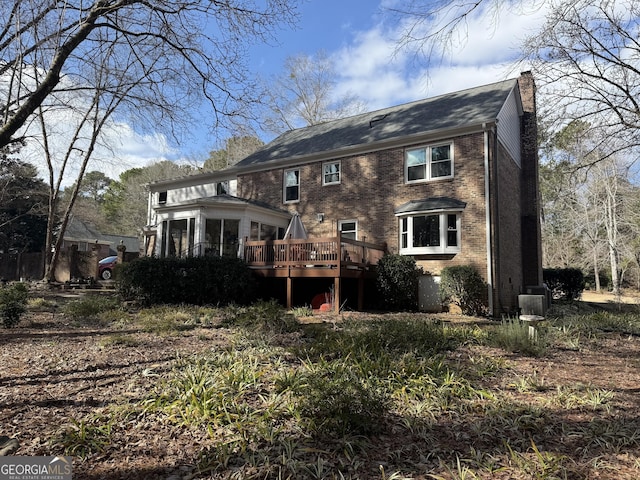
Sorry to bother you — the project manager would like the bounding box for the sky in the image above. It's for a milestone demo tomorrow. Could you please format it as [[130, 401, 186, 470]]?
[[21, 0, 550, 184]]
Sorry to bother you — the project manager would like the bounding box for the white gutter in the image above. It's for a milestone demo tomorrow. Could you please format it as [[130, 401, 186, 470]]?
[[483, 124, 494, 316]]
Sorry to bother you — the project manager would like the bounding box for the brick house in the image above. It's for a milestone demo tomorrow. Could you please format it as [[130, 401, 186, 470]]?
[[145, 72, 542, 315]]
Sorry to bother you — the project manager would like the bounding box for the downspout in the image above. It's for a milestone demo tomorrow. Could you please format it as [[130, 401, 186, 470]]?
[[483, 123, 495, 316]]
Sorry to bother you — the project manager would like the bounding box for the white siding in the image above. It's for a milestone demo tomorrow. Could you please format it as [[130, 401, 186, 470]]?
[[167, 182, 218, 203], [496, 88, 522, 168]]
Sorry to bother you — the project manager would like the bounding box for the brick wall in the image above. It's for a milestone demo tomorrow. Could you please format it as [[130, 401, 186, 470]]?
[[518, 71, 543, 286], [493, 139, 524, 312], [239, 132, 491, 279]]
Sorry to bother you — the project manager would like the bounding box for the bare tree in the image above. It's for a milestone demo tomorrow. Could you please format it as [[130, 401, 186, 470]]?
[[384, 0, 541, 62], [262, 51, 367, 135], [0, 0, 299, 280], [0, 1, 299, 148], [523, 0, 640, 157]]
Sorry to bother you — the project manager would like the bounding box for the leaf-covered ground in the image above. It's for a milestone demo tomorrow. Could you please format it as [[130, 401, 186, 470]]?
[[1, 291, 640, 479]]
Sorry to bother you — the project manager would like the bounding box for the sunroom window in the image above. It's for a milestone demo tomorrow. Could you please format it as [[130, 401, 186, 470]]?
[[405, 143, 453, 182]]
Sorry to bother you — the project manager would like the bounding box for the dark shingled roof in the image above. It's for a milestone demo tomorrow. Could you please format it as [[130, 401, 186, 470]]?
[[236, 78, 518, 168], [395, 197, 467, 214]]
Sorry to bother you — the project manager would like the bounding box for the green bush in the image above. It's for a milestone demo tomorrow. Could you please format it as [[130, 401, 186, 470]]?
[[440, 265, 488, 316], [375, 254, 422, 310], [0, 282, 28, 328], [543, 268, 585, 300], [117, 255, 256, 306]]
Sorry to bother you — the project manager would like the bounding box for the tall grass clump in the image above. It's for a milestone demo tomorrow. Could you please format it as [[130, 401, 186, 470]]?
[[300, 317, 466, 363], [220, 300, 299, 334], [295, 360, 391, 436], [61, 294, 120, 321], [486, 318, 548, 356]]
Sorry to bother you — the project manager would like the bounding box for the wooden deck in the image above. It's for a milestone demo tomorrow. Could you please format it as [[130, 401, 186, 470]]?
[[244, 236, 386, 311]]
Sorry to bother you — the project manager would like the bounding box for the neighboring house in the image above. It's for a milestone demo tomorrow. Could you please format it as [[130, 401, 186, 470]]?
[[62, 217, 140, 258], [145, 72, 542, 315]]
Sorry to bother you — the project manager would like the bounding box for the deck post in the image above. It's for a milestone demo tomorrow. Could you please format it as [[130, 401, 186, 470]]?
[[334, 276, 341, 313], [286, 276, 292, 309], [358, 276, 364, 310]]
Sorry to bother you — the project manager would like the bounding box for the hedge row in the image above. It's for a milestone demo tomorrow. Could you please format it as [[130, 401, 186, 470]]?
[[543, 267, 585, 301], [117, 256, 256, 306]]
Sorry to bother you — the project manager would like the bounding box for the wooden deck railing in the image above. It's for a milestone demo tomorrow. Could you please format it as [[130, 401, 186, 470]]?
[[243, 235, 386, 270]]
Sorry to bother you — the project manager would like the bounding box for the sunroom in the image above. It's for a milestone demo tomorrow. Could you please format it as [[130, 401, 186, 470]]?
[[145, 195, 291, 258]]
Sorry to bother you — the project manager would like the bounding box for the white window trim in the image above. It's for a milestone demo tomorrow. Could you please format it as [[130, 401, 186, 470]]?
[[397, 209, 461, 255], [283, 168, 300, 204], [322, 160, 341, 186], [405, 142, 454, 184], [338, 219, 358, 240]]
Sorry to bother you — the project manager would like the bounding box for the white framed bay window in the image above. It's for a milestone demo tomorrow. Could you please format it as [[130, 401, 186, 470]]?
[[395, 197, 466, 255]]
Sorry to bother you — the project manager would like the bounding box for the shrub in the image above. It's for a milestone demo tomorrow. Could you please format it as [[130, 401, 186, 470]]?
[[117, 255, 256, 306], [440, 265, 488, 316], [0, 282, 28, 328], [375, 254, 422, 310], [543, 268, 585, 300]]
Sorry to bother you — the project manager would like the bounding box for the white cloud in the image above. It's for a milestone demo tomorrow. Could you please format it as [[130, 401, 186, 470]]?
[[20, 113, 177, 188], [332, 0, 548, 110]]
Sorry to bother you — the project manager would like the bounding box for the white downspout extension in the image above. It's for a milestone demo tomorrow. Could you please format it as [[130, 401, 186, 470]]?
[[483, 125, 494, 316]]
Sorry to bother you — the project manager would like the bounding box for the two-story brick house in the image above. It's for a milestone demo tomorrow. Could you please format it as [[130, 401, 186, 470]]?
[[145, 72, 542, 316]]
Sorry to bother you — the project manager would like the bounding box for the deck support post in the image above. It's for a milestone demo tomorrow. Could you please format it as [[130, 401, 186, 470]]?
[[286, 276, 292, 309], [334, 277, 340, 313], [358, 277, 364, 311]]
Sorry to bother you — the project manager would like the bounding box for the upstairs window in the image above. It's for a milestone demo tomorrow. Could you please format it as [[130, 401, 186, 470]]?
[[323, 161, 341, 185], [158, 191, 167, 204], [284, 168, 300, 203], [406, 143, 453, 183]]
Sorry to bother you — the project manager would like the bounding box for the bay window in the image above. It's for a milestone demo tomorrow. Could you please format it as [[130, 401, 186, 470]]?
[[399, 212, 460, 254]]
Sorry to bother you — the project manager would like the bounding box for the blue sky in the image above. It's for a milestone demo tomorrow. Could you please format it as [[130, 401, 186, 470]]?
[[188, 0, 547, 158], [22, 0, 549, 182]]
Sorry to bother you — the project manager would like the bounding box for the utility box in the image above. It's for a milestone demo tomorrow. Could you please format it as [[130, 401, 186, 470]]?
[[418, 275, 442, 312], [518, 294, 547, 316], [524, 285, 552, 309]]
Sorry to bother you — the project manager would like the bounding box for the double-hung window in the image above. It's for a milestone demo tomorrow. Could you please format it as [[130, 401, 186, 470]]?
[[339, 220, 357, 240], [284, 168, 300, 203], [405, 143, 453, 182], [323, 161, 341, 185]]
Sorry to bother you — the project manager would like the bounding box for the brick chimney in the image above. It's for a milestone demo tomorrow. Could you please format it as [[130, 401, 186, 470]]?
[[518, 71, 543, 286]]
